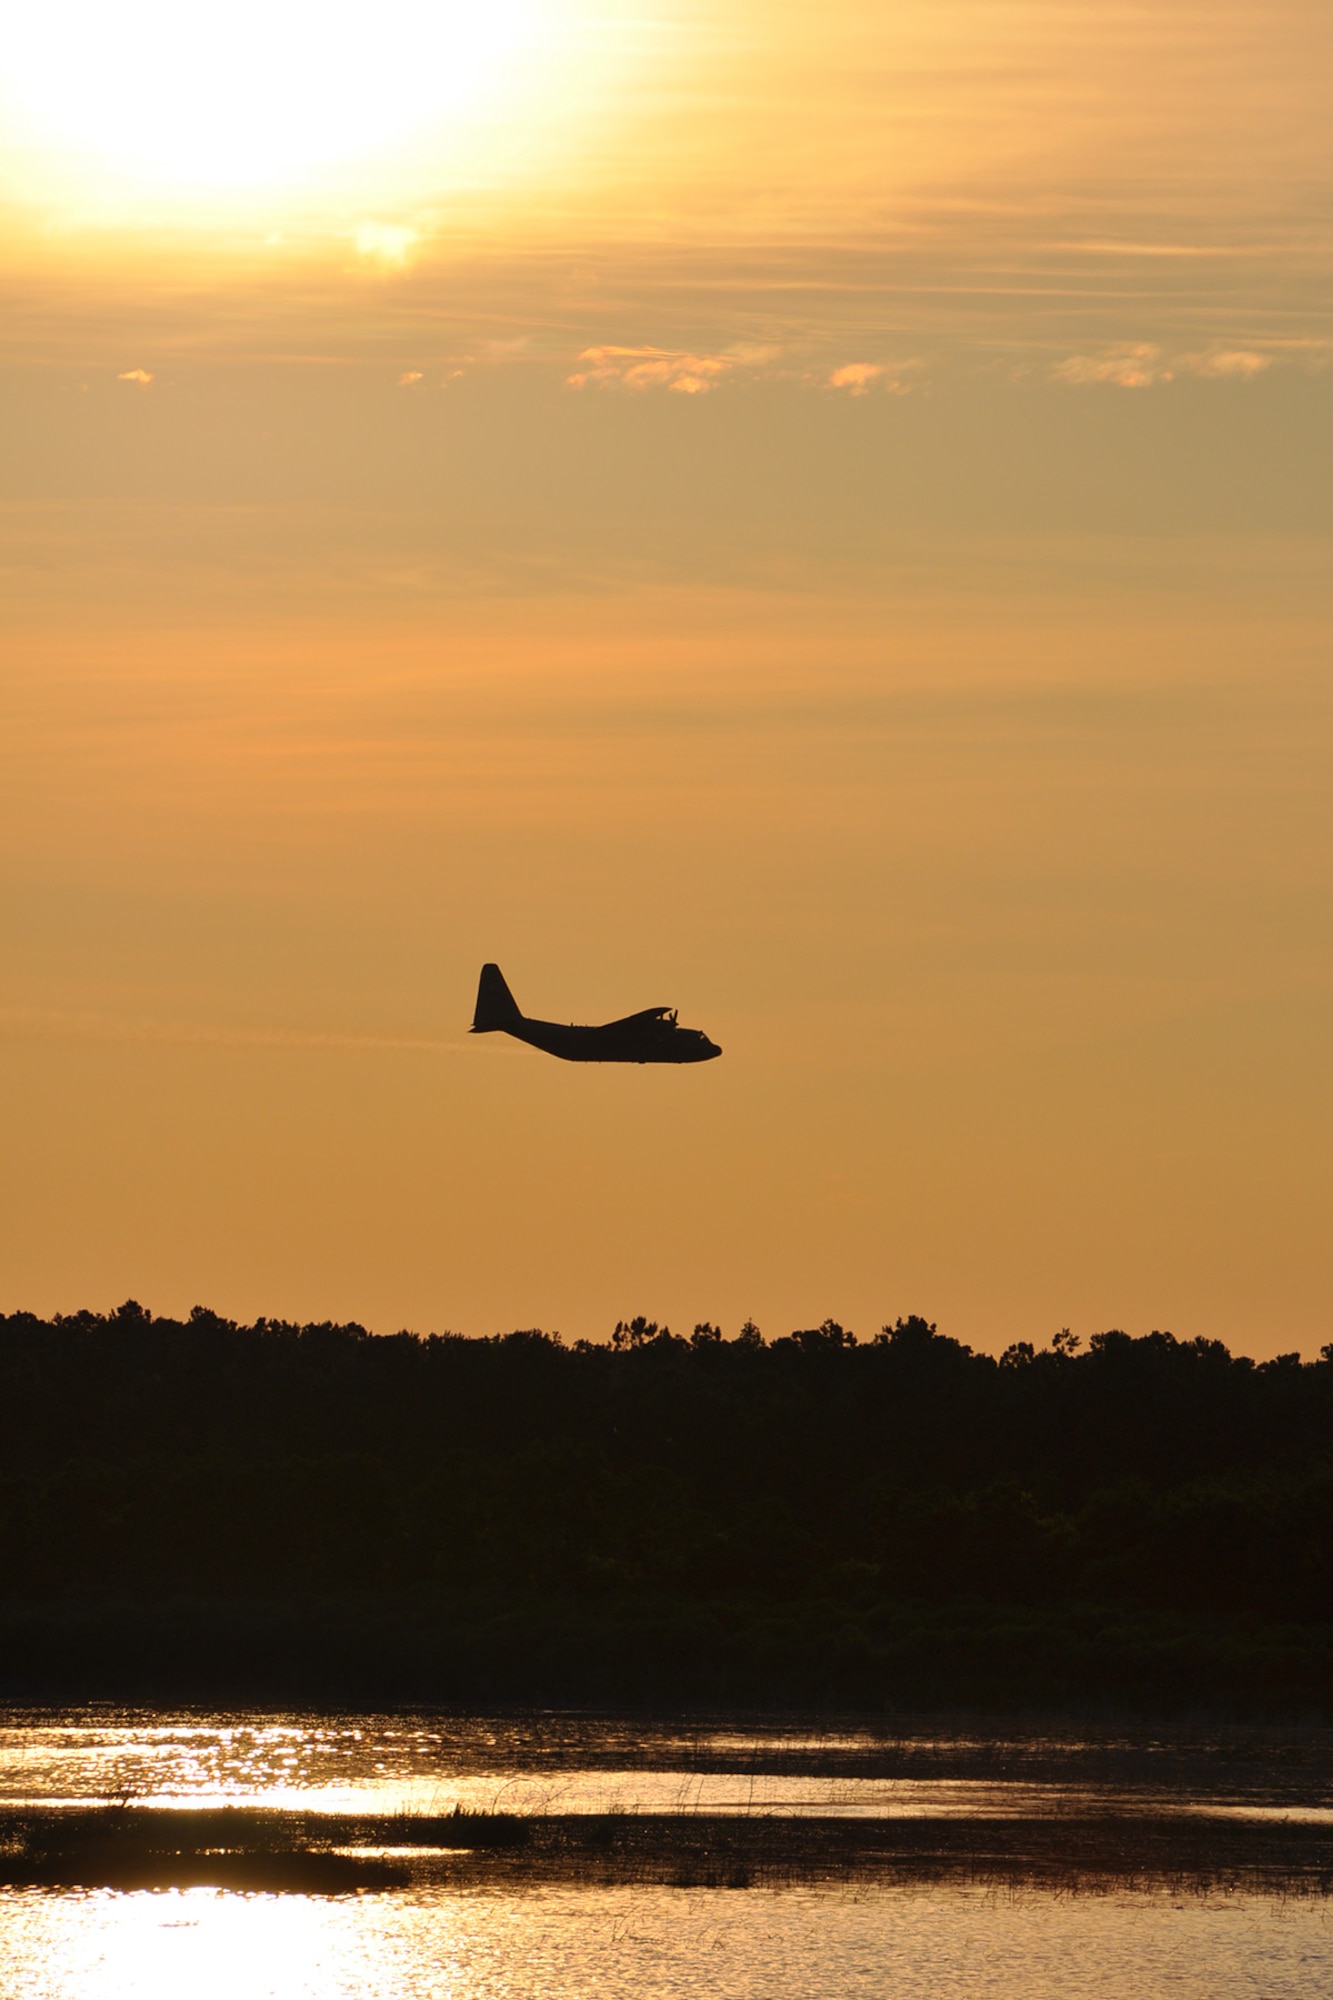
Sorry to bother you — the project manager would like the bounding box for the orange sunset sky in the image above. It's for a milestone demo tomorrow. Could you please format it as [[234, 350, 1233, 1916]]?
[[2, 2, 1332, 1352]]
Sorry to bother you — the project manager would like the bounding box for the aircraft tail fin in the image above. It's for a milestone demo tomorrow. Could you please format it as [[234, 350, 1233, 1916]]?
[[472, 962, 523, 1032]]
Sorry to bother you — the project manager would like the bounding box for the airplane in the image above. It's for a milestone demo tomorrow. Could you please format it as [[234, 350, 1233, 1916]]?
[[471, 964, 722, 1064]]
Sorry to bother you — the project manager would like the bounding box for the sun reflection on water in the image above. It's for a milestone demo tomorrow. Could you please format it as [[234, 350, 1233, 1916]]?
[[0, 1717, 1331, 1997], [6, 1887, 370, 2000], [1, 1881, 1330, 2000], [3, 1715, 1331, 1821]]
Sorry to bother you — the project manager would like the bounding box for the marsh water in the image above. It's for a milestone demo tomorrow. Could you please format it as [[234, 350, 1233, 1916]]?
[[1, 1710, 1330, 1998]]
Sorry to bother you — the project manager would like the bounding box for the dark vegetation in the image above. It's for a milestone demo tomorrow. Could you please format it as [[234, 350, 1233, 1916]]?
[[1, 1303, 1331, 1712], [3, 1801, 1331, 1896], [0, 1802, 524, 1892]]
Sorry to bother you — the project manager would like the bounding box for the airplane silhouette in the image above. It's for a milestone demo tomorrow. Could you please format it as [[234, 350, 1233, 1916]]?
[[471, 964, 722, 1064]]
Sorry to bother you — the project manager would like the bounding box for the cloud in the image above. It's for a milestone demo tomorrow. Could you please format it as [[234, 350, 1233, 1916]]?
[[1054, 240, 1244, 260], [827, 362, 916, 396], [354, 223, 418, 265], [397, 371, 423, 387], [1052, 344, 1170, 388], [567, 346, 736, 395], [829, 363, 882, 394], [1055, 343, 1273, 387], [1181, 349, 1270, 379], [116, 368, 153, 386]]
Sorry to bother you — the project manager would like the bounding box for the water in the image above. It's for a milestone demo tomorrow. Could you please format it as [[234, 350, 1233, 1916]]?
[[1, 1711, 1329, 1998], [5, 1883, 1330, 2000]]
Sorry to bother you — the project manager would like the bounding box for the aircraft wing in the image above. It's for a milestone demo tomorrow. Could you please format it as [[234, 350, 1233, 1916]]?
[[599, 1006, 675, 1030]]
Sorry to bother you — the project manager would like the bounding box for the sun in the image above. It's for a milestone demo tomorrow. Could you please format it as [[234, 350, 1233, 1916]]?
[[1, 0, 548, 197]]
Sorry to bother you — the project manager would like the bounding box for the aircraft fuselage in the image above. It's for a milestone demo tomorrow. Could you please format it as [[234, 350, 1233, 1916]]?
[[502, 1012, 720, 1064], [471, 964, 721, 1064]]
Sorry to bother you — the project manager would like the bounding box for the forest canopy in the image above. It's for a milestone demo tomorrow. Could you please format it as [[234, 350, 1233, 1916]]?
[[1, 1306, 1329, 1709]]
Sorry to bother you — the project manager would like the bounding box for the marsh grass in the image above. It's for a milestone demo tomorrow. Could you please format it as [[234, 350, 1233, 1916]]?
[[0, 1803, 1329, 1896], [384, 1803, 530, 1849]]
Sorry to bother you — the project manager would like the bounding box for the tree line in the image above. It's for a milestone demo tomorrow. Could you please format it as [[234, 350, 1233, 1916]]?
[[2, 1304, 1320, 1616], [0, 1303, 1329, 1632]]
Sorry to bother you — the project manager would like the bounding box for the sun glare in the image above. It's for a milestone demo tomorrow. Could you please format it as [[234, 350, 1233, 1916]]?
[[1, 0, 546, 197]]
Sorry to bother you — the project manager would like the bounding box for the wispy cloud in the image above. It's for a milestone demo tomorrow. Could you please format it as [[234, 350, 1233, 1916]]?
[[827, 362, 917, 396], [397, 370, 424, 387], [1052, 343, 1170, 388], [567, 345, 917, 396], [1181, 349, 1270, 379], [117, 368, 153, 386], [567, 347, 736, 395], [1055, 342, 1274, 387], [1053, 240, 1248, 260]]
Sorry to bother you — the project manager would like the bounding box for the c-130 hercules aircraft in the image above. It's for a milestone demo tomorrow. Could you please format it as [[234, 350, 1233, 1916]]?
[[472, 964, 722, 1064]]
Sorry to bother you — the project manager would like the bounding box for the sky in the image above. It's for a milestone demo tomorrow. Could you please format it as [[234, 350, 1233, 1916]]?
[[2, 1, 1332, 1353]]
